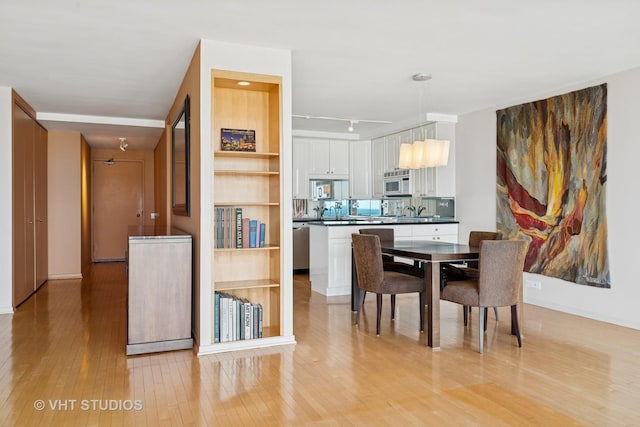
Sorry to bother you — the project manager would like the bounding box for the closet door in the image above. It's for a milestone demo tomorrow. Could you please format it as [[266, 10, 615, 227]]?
[[12, 103, 36, 306], [35, 125, 48, 288]]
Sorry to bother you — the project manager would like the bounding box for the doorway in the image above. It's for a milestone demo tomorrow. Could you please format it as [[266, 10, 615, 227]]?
[[92, 159, 144, 261]]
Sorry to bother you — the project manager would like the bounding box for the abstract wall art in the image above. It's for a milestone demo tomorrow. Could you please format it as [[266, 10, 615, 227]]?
[[496, 84, 610, 288]]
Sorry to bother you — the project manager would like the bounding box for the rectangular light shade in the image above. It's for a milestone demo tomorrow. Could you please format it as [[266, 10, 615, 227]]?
[[398, 139, 450, 169]]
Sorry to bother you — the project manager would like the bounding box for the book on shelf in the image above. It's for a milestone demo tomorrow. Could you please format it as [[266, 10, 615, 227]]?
[[249, 220, 258, 248], [213, 291, 263, 343], [259, 222, 266, 248], [213, 292, 220, 343], [235, 208, 243, 248], [242, 218, 250, 248], [214, 207, 266, 249]]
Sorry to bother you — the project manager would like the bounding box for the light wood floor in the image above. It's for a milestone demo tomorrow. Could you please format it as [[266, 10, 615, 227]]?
[[2, 263, 640, 426]]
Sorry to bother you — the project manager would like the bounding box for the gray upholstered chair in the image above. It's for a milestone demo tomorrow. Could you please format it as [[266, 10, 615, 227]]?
[[351, 233, 426, 336], [358, 228, 424, 319], [442, 231, 501, 325], [441, 239, 528, 353]]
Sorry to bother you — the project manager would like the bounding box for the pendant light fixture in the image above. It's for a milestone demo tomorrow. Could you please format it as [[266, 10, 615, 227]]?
[[398, 74, 450, 169]]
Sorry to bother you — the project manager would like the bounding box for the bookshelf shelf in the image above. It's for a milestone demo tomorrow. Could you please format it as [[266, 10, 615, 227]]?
[[214, 170, 279, 176], [214, 245, 280, 253], [210, 69, 286, 351], [215, 279, 280, 291], [214, 202, 279, 207], [214, 150, 279, 159]]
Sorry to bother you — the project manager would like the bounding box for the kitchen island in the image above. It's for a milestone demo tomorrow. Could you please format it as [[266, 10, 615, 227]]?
[[308, 219, 458, 296]]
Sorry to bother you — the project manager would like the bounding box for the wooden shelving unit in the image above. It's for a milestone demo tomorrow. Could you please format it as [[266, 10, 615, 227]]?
[[211, 69, 284, 348]]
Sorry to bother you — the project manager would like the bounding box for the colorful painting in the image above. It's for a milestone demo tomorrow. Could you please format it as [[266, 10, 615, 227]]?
[[496, 84, 610, 288]]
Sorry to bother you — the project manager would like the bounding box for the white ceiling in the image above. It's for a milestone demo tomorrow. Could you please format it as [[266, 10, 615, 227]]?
[[2, 1, 639, 150]]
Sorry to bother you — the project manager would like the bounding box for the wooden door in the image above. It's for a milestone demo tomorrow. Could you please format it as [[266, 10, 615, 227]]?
[[12, 103, 36, 306], [34, 125, 48, 288], [93, 160, 144, 261]]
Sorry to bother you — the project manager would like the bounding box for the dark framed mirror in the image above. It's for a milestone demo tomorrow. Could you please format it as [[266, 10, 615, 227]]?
[[172, 94, 190, 216]]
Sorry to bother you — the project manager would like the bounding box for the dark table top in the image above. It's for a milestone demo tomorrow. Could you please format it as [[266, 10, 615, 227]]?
[[380, 240, 478, 262]]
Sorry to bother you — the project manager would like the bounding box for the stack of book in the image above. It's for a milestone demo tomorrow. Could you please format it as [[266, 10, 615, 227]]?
[[213, 292, 263, 343], [214, 207, 266, 249]]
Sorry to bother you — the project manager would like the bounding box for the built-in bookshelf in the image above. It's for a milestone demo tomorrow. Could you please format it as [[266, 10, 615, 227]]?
[[211, 69, 283, 349]]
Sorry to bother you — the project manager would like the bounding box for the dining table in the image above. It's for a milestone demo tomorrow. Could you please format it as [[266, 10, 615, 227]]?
[[351, 240, 480, 350]]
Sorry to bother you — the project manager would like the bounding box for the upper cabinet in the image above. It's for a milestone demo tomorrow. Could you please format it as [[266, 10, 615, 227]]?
[[307, 139, 349, 179], [371, 122, 456, 198], [292, 138, 311, 199], [349, 140, 371, 199], [371, 138, 385, 198]]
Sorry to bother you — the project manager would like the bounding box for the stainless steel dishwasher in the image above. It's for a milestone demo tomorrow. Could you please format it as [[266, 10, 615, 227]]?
[[293, 222, 310, 271]]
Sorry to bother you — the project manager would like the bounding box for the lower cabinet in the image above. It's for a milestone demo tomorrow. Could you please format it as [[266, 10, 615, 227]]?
[[309, 223, 458, 296], [126, 227, 193, 355]]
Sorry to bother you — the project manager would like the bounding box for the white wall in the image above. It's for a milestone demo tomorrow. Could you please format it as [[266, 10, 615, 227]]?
[[48, 131, 82, 279], [456, 67, 640, 330], [0, 87, 13, 313]]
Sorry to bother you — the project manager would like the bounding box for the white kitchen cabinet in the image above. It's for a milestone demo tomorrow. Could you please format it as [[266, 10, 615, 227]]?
[[411, 124, 437, 197], [410, 223, 458, 243], [307, 139, 349, 179], [384, 133, 401, 172], [349, 140, 371, 199], [292, 138, 310, 198], [309, 223, 457, 296], [371, 138, 385, 198]]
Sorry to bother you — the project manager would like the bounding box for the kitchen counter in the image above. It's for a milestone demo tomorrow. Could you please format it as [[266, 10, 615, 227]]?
[[309, 221, 459, 296], [304, 218, 458, 226]]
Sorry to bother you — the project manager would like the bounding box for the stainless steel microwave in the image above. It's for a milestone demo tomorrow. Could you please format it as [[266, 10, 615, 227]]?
[[383, 170, 412, 196]]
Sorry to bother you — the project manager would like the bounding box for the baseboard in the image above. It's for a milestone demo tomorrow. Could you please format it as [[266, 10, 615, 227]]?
[[0, 306, 14, 315], [48, 273, 83, 280], [197, 336, 296, 356]]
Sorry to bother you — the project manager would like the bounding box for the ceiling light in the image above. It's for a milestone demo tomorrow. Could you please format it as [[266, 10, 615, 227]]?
[[398, 73, 450, 169], [237, 81, 251, 86], [119, 137, 128, 151], [292, 114, 391, 131]]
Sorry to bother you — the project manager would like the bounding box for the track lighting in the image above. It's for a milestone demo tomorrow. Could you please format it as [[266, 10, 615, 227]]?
[[292, 114, 391, 132], [119, 137, 128, 151]]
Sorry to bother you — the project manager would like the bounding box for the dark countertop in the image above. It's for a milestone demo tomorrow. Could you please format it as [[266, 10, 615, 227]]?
[[302, 218, 458, 226]]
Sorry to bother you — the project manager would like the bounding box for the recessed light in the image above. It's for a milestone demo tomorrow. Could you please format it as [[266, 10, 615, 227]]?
[[237, 81, 251, 86]]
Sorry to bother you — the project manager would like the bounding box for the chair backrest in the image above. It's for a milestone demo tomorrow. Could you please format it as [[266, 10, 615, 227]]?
[[468, 231, 501, 247], [359, 228, 394, 262], [478, 240, 528, 307], [351, 233, 384, 293], [467, 231, 501, 269]]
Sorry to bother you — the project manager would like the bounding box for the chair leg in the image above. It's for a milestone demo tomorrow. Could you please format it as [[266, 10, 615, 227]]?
[[511, 305, 522, 347], [354, 288, 366, 326], [478, 307, 485, 354], [419, 291, 425, 332], [391, 294, 396, 320], [463, 306, 469, 326], [493, 306, 499, 321], [484, 307, 488, 332], [376, 294, 383, 336]]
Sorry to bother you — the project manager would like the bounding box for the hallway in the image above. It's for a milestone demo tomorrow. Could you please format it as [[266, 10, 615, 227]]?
[[1, 263, 640, 425]]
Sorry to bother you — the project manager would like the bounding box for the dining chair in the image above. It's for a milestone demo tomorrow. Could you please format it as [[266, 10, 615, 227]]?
[[358, 228, 424, 320], [441, 231, 501, 325], [440, 239, 528, 353], [351, 233, 426, 336]]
